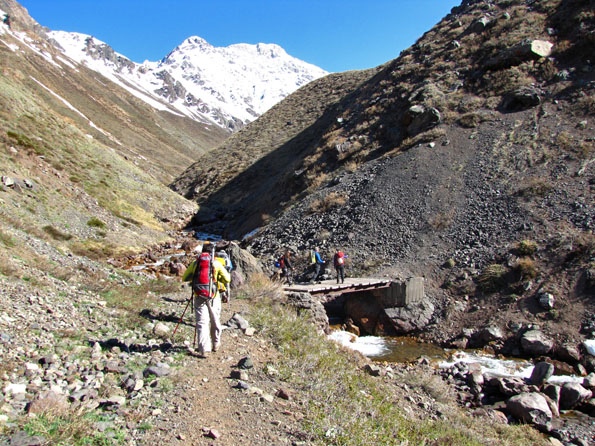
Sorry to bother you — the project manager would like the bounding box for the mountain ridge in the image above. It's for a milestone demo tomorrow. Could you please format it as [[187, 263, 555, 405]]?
[[48, 29, 328, 131]]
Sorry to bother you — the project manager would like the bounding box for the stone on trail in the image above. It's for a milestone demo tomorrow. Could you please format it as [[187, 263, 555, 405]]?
[[238, 356, 254, 369]]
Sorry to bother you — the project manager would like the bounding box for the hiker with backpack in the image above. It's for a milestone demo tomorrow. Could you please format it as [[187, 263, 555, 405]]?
[[310, 247, 325, 283], [280, 249, 293, 285], [182, 242, 230, 357], [333, 248, 347, 284], [215, 250, 232, 302]]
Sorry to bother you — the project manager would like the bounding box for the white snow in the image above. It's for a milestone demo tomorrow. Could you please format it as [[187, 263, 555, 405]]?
[[583, 339, 595, 356], [47, 31, 328, 129], [30, 76, 118, 143]]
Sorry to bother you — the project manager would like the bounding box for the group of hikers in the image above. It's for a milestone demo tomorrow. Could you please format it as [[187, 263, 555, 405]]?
[[274, 246, 347, 285], [180, 242, 348, 357]]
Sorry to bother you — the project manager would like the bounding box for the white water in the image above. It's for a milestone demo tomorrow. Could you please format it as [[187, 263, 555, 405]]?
[[329, 331, 391, 357], [329, 331, 583, 384]]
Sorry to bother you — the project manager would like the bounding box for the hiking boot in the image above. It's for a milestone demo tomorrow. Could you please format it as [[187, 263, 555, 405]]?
[[212, 342, 221, 352]]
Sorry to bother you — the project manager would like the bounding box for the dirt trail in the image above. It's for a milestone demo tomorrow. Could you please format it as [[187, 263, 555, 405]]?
[[134, 297, 307, 446]]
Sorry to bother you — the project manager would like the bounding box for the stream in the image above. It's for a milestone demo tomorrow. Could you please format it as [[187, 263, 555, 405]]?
[[329, 330, 583, 384]]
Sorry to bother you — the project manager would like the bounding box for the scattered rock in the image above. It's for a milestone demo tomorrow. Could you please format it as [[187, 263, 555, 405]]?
[[506, 392, 553, 430], [238, 356, 254, 370]]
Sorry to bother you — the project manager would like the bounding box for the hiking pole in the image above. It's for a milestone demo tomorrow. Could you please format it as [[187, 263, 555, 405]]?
[[173, 291, 192, 338], [193, 321, 198, 348]]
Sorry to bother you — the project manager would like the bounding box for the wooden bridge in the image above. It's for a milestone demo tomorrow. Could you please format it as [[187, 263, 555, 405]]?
[[283, 277, 392, 295], [283, 276, 426, 308]]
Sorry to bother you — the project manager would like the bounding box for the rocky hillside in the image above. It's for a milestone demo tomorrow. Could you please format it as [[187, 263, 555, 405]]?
[[174, 0, 594, 348]]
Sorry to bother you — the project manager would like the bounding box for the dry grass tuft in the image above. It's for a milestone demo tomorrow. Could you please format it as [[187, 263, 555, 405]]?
[[308, 191, 348, 214]]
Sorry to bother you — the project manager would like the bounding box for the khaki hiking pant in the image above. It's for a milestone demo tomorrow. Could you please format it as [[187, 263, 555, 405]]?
[[193, 294, 222, 355]]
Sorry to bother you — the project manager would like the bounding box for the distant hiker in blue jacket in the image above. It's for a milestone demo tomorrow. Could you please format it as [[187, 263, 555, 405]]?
[[310, 247, 325, 283]]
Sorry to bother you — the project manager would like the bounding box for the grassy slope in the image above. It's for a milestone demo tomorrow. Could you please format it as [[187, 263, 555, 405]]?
[[0, 28, 204, 260]]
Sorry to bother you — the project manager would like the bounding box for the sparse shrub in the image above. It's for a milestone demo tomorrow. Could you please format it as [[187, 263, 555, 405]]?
[[515, 179, 551, 198], [556, 131, 574, 151], [429, 211, 454, 230], [566, 232, 595, 262], [0, 229, 16, 247], [515, 257, 538, 280], [235, 272, 284, 303], [458, 113, 483, 128], [482, 67, 535, 96], [70, 240, 125, 259], [401, 127, 447, 151], [308, 191, 348, 214], [443, 258, 456, 268], [576, 95, 595, 116], [457, 96, 484, 113], [260, 213, 272, 225], [306, 170, 328, 190], [17, 408, 125, 445], [86, 217, 106, 229], [316, 229, 332, 243], [506, 293, 521, 304], [42, 225, 72, 241], [343, 160, 358, 173], [577, 140, 593, 159], [516, 240, 538, 256], [477, 264, 509, 292], [0, 253, 19, 278]]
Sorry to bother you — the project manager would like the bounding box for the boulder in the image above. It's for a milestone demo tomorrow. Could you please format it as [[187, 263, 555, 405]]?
[[506, 392, 553, 430], [521, 329, 554, 356], [582, 373, 595, 390], [542, 384, 561, 416], [559, 382, 592, 410], [404, 105, 441, 136], [168, 261, 186, 277], [467, 16, 491, 34], [476, 325, 504, 345], [537, 292, 555, 310], [286, 292, 329, 334], [501, 86, 543, 112], [555, 342, 581, 363], [530, 362, 554, 386], [26, 391, 69, 415], [153, 322, 170, 338], [143, 364, 171, 377], [491, 376, 534, 397], [485, 39, 553, 69], [583, 339, 595, 356], [384, 300, 435, 335]]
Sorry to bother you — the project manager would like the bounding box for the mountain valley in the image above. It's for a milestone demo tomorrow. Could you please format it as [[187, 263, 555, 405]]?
[[1, 0, 595, 444]]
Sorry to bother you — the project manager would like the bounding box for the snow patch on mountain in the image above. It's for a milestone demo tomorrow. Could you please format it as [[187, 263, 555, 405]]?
[[48, 31, 328, 130]]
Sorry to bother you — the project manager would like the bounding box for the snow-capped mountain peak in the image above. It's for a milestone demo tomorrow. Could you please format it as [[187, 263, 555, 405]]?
[[49, 31, 328, 131]]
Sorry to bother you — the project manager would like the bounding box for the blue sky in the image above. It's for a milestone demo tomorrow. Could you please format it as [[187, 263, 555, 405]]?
[[19, 0, 459, 72]]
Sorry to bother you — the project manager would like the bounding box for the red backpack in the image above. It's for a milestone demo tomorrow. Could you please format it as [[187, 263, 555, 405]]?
[[336, 251, 345, 265], [192, 252, 216, 298]]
